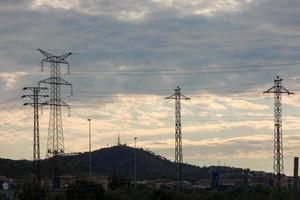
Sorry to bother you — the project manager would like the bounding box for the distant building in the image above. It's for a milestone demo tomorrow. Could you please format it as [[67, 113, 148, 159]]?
[[137, 180, 156, 189], [94, 176, 109, 191], [0, 176, 7, 182], [41, 177, 52, 188], [0, 177, 15, 200], [0, 189, 15, 200], [182, 180, 192, 189], [155, 179, 175, 189], [283, 176, 300, 189], [60, 175, 75, 188], [211, 170, 220, 188], [220, 178, 238, 188], [193, 179, 211, 189]]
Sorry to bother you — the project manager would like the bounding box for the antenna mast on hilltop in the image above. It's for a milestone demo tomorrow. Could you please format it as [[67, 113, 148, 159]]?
[[118, 132, 121, 146], [38, 48, 73, 188], [165, 86, 190, 188], [264, 76, 293, 188]]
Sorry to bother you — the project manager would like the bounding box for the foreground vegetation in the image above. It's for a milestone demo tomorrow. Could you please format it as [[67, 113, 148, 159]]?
[[12, 180, 298, 200]]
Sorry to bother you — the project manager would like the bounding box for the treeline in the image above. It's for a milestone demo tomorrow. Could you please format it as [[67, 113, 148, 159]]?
[[14, 180, 297, 200]]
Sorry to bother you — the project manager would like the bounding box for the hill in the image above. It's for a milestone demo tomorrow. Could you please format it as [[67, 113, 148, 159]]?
[[0, 145, 245, 181]]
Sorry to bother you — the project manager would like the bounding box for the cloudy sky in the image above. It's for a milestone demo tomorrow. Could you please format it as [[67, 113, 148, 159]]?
[[1, 0, 300, 175]]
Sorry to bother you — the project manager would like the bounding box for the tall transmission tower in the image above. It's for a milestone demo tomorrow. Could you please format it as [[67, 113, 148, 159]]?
[[165, 86, 190, 187], [38, 48, 73, 188], [264, 76, 293, 188], [22, 86, 48, 185]]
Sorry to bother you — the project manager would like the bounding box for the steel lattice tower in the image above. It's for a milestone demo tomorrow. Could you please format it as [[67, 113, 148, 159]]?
[[22, 86, 48, 185], [38, 49, 73, 188], [165, 86, 190, 187], [264, 76, 293, 188]]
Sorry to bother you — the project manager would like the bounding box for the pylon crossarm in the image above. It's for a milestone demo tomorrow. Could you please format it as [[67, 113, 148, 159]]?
[[37, 95, 49, 99], [38, 78, 53, 85], [39, 77, 72, 86], [281, 86, 294, 95], [263, 86, 275, 94], [23, 95, 34, 100], [165, 94, 176, 99], [57, 77, 72, 86], [45, 100, 69, 107], [180, 94, 190, 100], [37, 48, 54, 58], [57, 52, 72, 63], [21, 95, 29, 99]]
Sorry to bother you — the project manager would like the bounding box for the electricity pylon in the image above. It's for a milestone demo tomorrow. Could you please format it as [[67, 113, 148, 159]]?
[[22, 86, 48, 185], [264, 76, 294, 188], [38, 48, 73, 188], [165, 86, 190, 187]]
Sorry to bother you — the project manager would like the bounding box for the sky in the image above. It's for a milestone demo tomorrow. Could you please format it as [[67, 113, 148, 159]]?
[[1, 0, 300, 176]]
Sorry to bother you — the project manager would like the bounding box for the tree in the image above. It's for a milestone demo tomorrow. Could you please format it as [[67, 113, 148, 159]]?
[[65, 180, 106, 200], [18, 183, 46, 200]]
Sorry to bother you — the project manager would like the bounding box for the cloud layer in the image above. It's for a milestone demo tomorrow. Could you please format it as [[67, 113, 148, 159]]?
[[1, 0, 300, 175], [31, 0, 254, 20]]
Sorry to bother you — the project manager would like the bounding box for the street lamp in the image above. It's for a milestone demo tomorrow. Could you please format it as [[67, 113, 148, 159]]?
[[134, 137, 138, 189], [88, 119, 92, 181]]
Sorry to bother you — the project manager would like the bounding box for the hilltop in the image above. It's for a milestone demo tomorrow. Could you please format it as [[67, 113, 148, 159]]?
[[0, 145, 249, 181]]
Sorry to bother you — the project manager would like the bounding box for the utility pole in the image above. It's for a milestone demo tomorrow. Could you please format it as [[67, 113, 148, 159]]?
[[134, 137, 137, 189], [165, 86, 190, 188], [243, 168, 249, 200], [264, 76, 293, 188], [22, 86, 48, 186], [293, 157, 299, 200], [38, 48, 73, 188], [88, 119, 92, 181]]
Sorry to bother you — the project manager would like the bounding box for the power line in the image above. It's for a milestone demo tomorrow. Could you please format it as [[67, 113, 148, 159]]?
[[73, 40, 300, 57], [73, 80, 269, 94], [72, 35, 300, 54], [73, 62, 300, 74], [68, 90, 263, 99], [70, 81, 269, 96], [71, 66, 300, 76]]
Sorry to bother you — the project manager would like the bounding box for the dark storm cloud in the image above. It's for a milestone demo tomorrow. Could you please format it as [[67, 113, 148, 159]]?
[[1, 0, 300, 95]]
